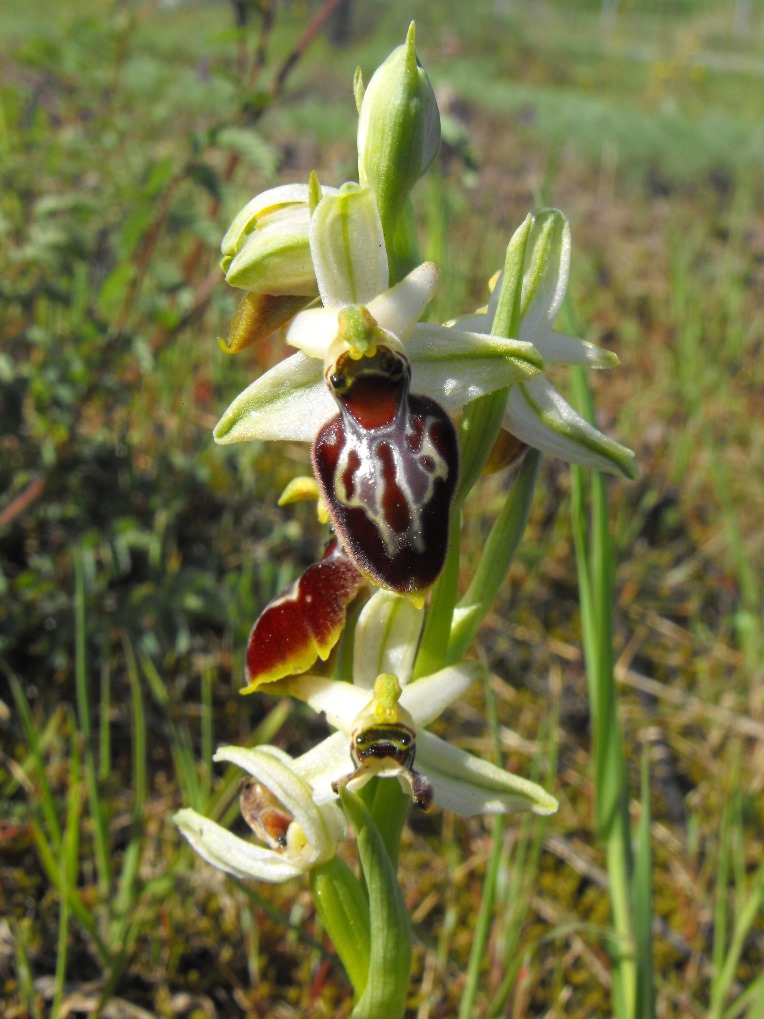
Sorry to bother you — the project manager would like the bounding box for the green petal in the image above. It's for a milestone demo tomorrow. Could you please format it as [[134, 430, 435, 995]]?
[[284, 262, 439, 358], [221, 183, 315, 257], [225, 217, 317, 295], [367, 261, 439, 339], [407, 324, 544, 410], [538, 330, 619, 368], [214, 746, 343, 854], [519, 208, 570, 338], [274, 675, 368, 733], [399, 663, 482, 727], [213, 353, 330, 444], [294, 731, 353, 794], [505, 377, 639, 479]]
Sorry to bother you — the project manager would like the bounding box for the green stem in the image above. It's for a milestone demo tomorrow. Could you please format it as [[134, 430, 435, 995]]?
[[570, 365, 640, 1019], [341, 789, 412, 1019], [448, 449, 540, 664]]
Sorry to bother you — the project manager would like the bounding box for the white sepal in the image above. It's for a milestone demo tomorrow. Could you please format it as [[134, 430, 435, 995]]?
[[175, 808, 305, 882], [213, 352, 331, 445], [504, 378, 639, 479], [416, 731, 559, 817]]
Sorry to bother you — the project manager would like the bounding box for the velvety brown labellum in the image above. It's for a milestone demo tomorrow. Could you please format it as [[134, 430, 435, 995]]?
[[312, 345, 459, 595], [240, 778, 292, 849], [243, 539, 364, 691]]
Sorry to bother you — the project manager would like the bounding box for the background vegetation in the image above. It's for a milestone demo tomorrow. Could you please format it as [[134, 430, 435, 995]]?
[[1, 0, 762, 1015]]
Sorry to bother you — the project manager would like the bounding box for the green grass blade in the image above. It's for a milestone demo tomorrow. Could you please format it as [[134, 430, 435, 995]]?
[[110, 636, 148, 949], [414, 511, 461, 678], [458, 669, 506, 1019], [200, 661, 214, 801], [634, 745, 656, 1019], [11, 918, 44, 1019], [709, 773, 764, 1019], [5, 667, 63, 853], [140, 652, 201, 808], [487, 676, 561, 1017], [29, 817, 108, 961], [98, 661, 112, 783], [52, 720, 83, 1018], [73, 551, 112, 895], [570, 364, 638, 1019]]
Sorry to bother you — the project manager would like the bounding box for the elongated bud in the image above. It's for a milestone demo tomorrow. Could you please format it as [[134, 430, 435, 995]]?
[[357, 23, 440, 246]]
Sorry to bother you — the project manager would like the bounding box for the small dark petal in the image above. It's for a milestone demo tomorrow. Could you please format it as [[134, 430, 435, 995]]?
[[243, 540, 365, 691]]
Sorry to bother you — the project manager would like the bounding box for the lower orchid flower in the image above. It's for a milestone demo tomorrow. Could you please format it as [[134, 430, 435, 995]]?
[[174, 745, 345, 883], [271, 590, 558, 818]]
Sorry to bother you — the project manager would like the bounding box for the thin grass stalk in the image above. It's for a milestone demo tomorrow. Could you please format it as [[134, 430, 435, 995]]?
[[488, 680, 561, 1017], [703, 422, 762, 677], [74, 551, 112, 896], [140, 652, 200, 808], [634, 745, 655, 1019], [52, 728, 83, 1018], [570, 365, 638, 1019], [110, 635, 148, 952], [711, 767, 735, 991], [6, 669, 63, 853], [201, 661, 214, 801], [414, 511, 461, 678], [709, 770, 764, 1019], [724, 970, 764, 1019], [98, 661, 112, 783], [10, 919, 44, 1019], [448, 450, 540, 664], [29, 816, 109, 961], [458, 669, 506, 1019], [710, 863, 764, 1019]]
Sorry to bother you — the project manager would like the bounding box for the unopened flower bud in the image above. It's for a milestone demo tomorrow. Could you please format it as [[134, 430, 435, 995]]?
[[357, 22, 440, 244], [222, 182, 336, 295]]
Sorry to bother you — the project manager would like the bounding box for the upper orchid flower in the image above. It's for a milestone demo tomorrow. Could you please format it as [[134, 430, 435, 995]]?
[[214, 192, 635, 482], [175, 745, 345, 883], [271, 590, 558, 818], [213, 185, 544, 446]]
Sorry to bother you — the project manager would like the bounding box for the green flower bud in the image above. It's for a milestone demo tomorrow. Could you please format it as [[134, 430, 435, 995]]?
[[357, 23, 440, 247], [222, 182, 336, 295]]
